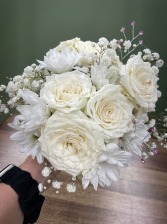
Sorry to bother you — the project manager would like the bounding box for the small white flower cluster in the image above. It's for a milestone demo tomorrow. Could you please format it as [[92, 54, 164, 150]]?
[[152, 109, 167, 148], [0, 21, 164, 192], [141, 141, 158, 162], [39, 165, 77, 193], [0, 64, 50, 114], [52, 180, 63, 189], [143, 48, 164, 74], [42, 166, 52, 177], [66, 183, 77, 193]]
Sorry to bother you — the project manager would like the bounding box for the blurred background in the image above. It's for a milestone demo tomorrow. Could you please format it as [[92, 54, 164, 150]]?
[[0, 0, 167, 122]]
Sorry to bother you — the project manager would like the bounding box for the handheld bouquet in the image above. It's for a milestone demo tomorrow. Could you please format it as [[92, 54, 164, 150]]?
[[0, 22, 164, 192]]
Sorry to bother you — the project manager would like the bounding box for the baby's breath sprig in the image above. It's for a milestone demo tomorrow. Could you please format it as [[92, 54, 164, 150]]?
[[151, 109, 167, 148], [119, 21, 144, 61], [39, 164, 78, 193], [0, 64, 51, 115]]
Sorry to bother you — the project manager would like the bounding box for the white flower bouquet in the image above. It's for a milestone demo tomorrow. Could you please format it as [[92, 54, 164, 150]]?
[[0, 22, 164, 192]]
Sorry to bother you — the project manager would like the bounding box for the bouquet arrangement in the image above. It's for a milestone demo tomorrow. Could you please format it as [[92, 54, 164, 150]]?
[[0, 22, 164, 192]]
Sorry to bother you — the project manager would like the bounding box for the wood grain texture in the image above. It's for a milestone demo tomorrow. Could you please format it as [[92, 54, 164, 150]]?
[[0, 116, 167, 224]]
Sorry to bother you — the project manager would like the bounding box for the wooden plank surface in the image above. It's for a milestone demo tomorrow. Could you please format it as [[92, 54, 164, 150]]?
[[0, 116, 167, 224]]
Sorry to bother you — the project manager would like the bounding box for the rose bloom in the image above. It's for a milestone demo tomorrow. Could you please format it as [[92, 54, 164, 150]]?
[[120, 54, 161, 111], [56, 38, 100, 66], [40, 70, 94, 113], [86, 84, 134, 138], [56, 38, 81, 51], [38, 111, 106, 177]]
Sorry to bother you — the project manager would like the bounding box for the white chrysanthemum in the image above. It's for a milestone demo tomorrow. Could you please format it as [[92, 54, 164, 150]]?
[[37, 48, 81, 73], [91, 64, 110, 90], [86, 84, 134, 138], [120, 109, 150, 156], [9, 90, 50, 162], [82, 143, 131, 190], [9, 90, 50, 131], [91, 49, 122, 90], [40, 71, 95, 113], [10, 129, 43, 162], [120, 54, 161, 111], [91, 63, 121, 90], [39, 110, 106, 177]]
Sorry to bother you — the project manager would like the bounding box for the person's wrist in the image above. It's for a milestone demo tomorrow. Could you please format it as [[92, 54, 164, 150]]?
[[19, 156, 48, 183], [0, 159, 46, 223]]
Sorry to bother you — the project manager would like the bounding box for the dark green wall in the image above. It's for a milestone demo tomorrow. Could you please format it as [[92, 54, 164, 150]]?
[[0, 0, 167, 122]]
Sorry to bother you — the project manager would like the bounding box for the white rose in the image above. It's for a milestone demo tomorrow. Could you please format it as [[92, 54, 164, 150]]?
[[56, 37, 81, 51], [56, 38, 100, 66], [75, 40, 100, 61], [39, 111, 106, 177], [86, 84, 134, 138], [56, 38, 99, 56], [120, 54, 160, 111], [40, 70, 95, 113], [152, 66, 159, 75]]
